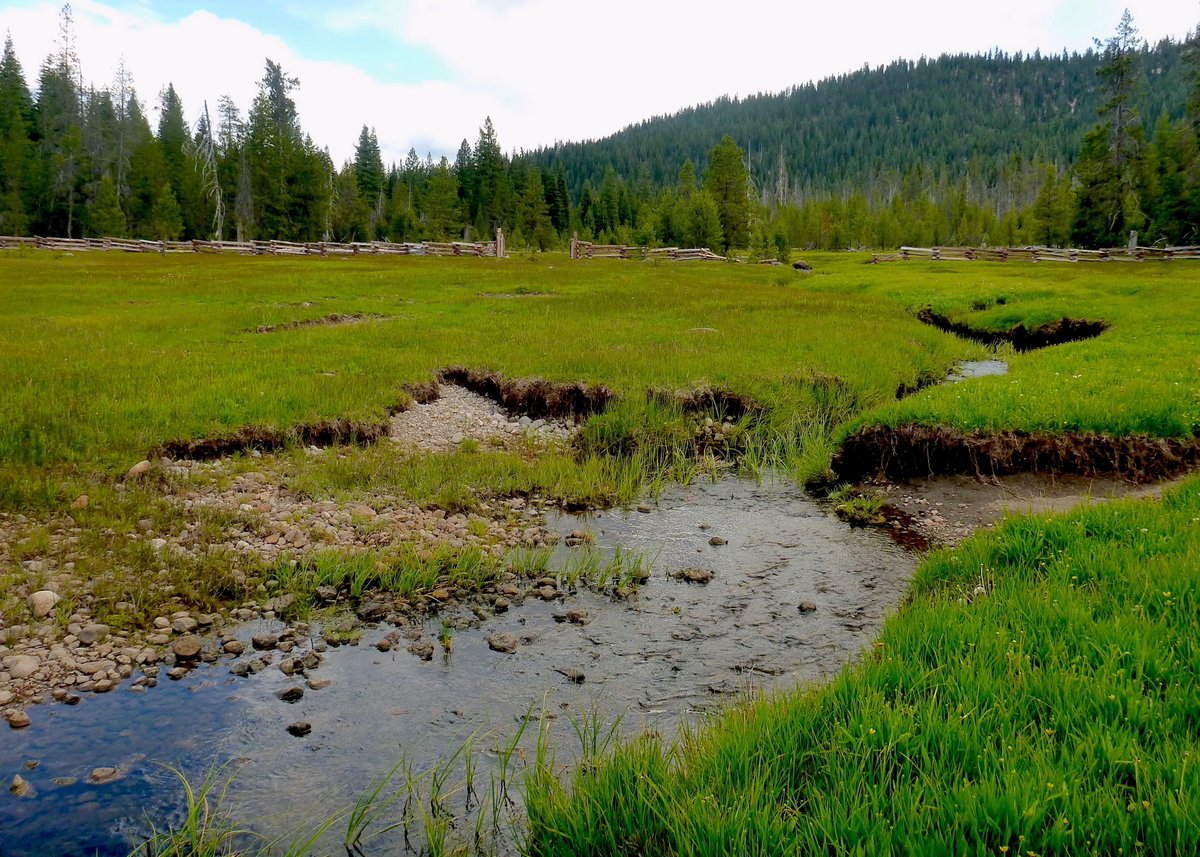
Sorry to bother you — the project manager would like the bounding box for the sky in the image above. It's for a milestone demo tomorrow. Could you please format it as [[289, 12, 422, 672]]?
[[1, 0, 1197, 166]]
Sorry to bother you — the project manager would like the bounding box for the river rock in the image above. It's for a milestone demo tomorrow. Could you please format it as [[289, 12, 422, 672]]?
[[90, 767, 119, 784], [6, 710, 31, 728], [538, 586, 557, 601], [637, 503, 652, 513], [357, 601, 389, 621], [287, 721, 311, 737], [671, 567, 715, 584], [0, 690, 14, 705], [10, 775, 31, 797], [493, 597, 510, 613], [170, 616, 198, 634], [565, 609, 590, 625], [407, 639, 434, 661], [77, 624, 110, 645], [263, 594, 295, 614], [223, 640, 245, 656], [27, 590, 61, 619], [277, 686, 304, 702], [307, 677, 331, 690], [167, 667, 188, 680], [279, 657, 305, 676], [708, 536, 728, 546], [315, 585, 338, 603], [251, 632, 278, 650], [797, 600, 818, 613], [71, 494, 89, 509], [486, 632, 519, 654], [171, 635, 202, 660], [126, 460, 152, 480], [6, 655, 40, 680]]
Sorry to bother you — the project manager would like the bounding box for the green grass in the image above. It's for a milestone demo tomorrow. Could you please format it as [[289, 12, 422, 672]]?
[[0, 251, 978, 507], [525, 477, 1200, 855], [6, 250, 1200, 854], [807, 259, 1200, 439]]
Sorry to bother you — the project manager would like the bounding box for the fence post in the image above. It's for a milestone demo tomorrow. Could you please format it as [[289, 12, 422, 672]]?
[[496, 227, 505, 258]]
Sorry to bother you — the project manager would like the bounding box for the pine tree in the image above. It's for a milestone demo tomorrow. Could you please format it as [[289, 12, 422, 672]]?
[[1071, 11, 1147, 247], [1144, 114, 1190, 244], [1029, 164, 1072, 246], [0, 33, 34, 234], [85, 173, 125, 236], [473, 117, 509, 233], [353, 125, 385, 237], [422, 157, 463, 241], [517, 166, 555, 250], [704, 136, 751, 250], [33, 6, 85, 237]]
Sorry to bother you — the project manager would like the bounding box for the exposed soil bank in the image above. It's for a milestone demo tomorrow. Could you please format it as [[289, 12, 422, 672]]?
[[153, 417, 389, 461], [439, 366, 615, 421], [833, 424, 1200, 484], [916, 306, 1107, 351], [250, 312, 387, 334], [871, 473, 1183, 548], [653, 384, 762, 419]]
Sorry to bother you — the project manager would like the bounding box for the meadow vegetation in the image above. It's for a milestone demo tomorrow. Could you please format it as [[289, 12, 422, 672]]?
[[3, 249, 1200, 854]]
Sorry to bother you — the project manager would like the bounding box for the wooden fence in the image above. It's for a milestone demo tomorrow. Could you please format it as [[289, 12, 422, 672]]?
[[0, 230, 507, 259], [570, 234, 725, 262], [868, 244, 1200, 264]]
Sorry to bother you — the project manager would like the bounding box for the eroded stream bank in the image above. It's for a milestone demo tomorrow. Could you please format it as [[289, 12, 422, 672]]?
[[0, 478, 914, 856]]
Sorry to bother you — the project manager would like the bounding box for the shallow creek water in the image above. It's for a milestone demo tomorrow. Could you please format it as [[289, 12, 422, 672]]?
[[1, 478, 915, 856]]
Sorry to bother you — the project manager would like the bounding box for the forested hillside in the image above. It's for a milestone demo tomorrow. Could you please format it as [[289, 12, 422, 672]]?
[[532, 43, 1189, 205]]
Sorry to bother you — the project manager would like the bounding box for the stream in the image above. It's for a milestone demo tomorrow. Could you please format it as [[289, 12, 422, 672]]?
[[1, 478, 915, 856]]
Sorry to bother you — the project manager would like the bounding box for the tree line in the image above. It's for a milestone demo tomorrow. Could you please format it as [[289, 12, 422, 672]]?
[[0, 7, 577, 247], [0, 6, 1196, 251]]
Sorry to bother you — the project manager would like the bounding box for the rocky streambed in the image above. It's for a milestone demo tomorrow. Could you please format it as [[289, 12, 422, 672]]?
[[1, 477, 915, 856]]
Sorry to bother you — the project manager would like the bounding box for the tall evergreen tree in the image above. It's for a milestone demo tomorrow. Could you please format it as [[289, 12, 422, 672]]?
[[422, 157, 463, 240], [32, 6, 85, 237], [1071, 10, 1147, 247], [704, 136, 751, 250], [473, 117, 509, 234], [0, 33, 34, 233]]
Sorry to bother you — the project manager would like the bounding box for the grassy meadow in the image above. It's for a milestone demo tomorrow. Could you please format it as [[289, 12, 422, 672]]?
[[3, 248, 1200, 854]]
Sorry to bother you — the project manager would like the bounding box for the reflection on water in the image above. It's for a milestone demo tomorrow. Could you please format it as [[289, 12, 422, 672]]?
[[0, 478, 915, 855]]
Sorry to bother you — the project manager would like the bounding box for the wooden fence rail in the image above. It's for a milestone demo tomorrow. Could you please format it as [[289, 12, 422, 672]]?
[[569, 234, 725, 262], [868, 245, 1200, 264], [0, 231, 507, 259]]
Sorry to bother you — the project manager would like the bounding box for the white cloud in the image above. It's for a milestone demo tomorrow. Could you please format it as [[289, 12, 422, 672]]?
[[2, 0, 1195, 166]]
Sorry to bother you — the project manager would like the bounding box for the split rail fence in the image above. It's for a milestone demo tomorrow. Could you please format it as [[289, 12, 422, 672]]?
[[569, 235, 725, 262], [869, 245, 1200, 264], [0, 229, 507, 259]]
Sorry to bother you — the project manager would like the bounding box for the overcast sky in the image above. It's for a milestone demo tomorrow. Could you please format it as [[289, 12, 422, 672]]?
[[1, 1, 1196, 165]]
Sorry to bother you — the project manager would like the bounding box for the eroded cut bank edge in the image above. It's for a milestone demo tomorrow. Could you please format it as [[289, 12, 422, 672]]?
[[152, 418, 390, 461], [916, 307, 1107, 351], [832, 424, 1200, 484], [148, 367, 767, 463]]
